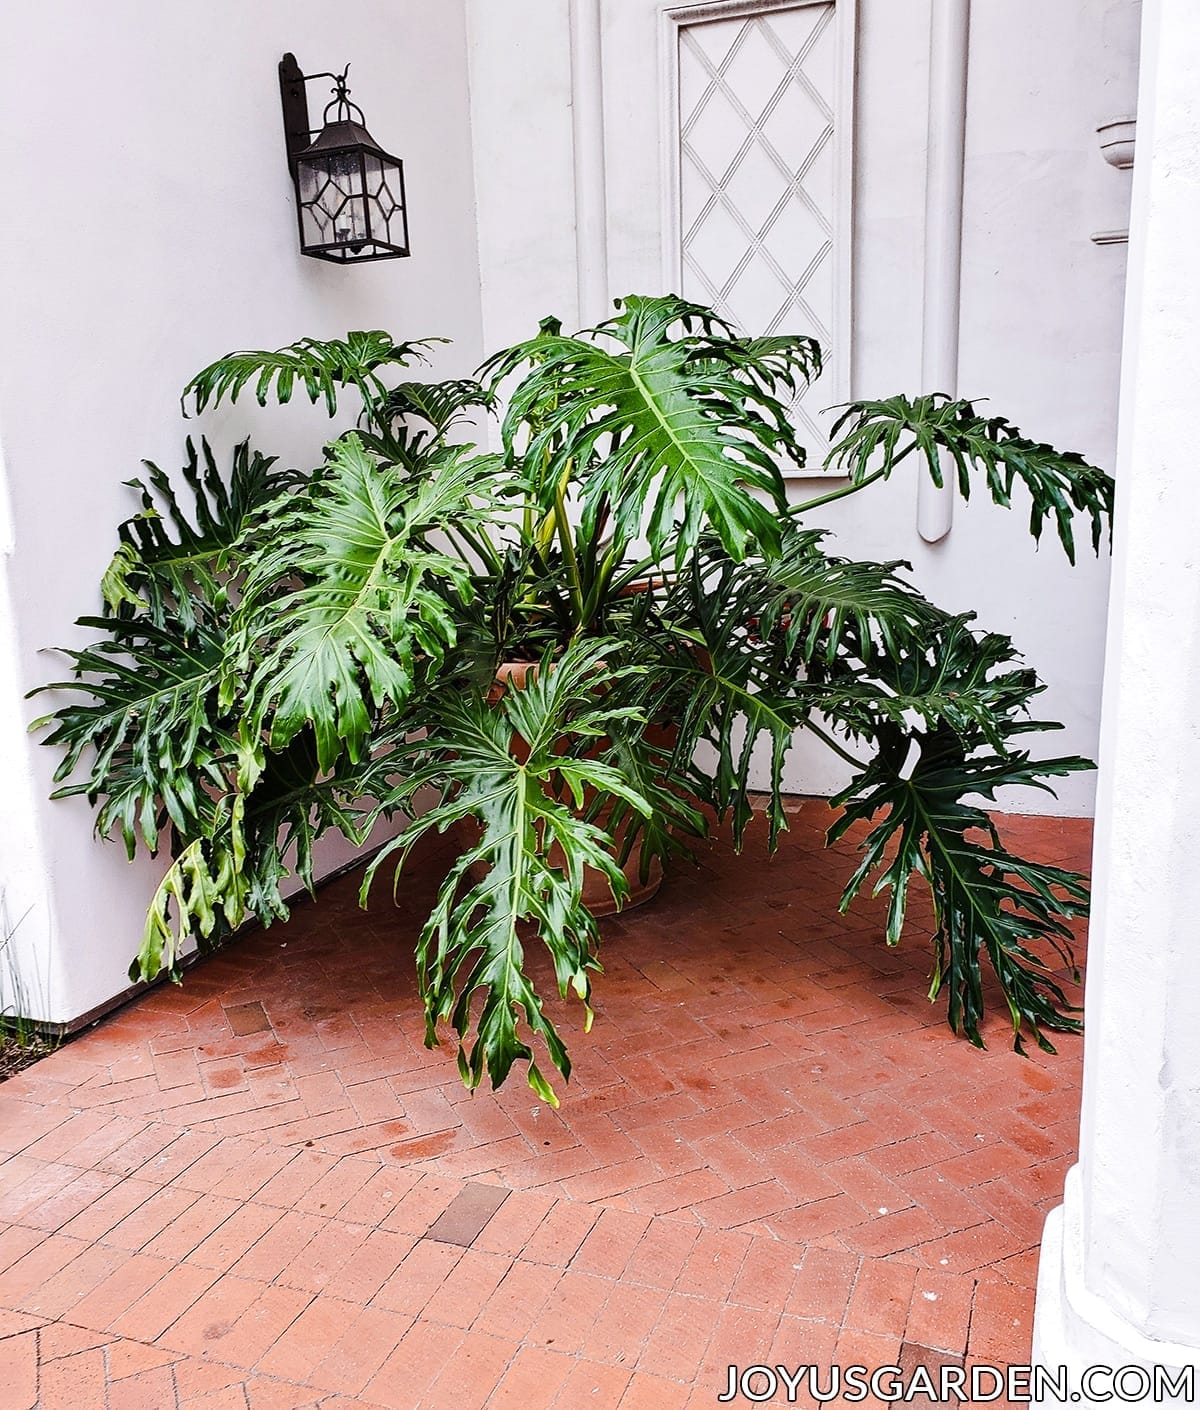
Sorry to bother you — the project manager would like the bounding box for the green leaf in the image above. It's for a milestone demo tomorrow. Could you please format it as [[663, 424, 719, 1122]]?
[[231, 434, 502, 771], [31, 605, 235, 857], [184, 331, 437, 420], [101, 439, 289, 627], [363, 640, 655, 1100], [823, 620, 1090, 1051], [133, 796, 250, 983], [826, 393, 1114, 563], [485, 295, 820, 564]]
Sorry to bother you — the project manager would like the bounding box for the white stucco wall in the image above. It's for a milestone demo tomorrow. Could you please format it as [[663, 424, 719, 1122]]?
[[0, 0, 483, 1024], [466, 0, 1136, 815]]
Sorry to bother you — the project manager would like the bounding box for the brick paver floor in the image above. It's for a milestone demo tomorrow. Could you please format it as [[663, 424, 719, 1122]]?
[[0, 800, 1090, 1408]]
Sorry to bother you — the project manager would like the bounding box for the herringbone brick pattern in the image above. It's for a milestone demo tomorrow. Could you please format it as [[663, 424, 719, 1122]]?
[[0, 801, 1090, 1408]]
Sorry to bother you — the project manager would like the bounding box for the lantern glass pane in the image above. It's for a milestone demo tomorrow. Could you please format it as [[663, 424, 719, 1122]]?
[[362, 152, 405, 247], [297, 151, 370, 252]]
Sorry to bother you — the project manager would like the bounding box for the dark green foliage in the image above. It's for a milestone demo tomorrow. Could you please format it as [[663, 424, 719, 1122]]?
[[184, 331, 437, 419], [35, 295, 1114, 1099], [485, 296, 820, 564], [826, 393, 1115, 563]]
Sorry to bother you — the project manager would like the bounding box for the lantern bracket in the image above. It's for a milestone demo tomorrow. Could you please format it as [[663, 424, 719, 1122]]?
[[278, 53, 350, 176]]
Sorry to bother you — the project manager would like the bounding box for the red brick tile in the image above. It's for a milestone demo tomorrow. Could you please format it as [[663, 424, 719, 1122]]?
[[0, 1223, 41, 1275], [105, 1363, 179, 1410], [552, 1358, 632, 1409], [771, 1313, 841, 1376], [365, 1319, 466, 1410], [623, 1218, 701, 1290], [868, 1132, 962, 1178], [64, 1252, 173, 1332], [912, 1220, 1030, 1274], [969, 1279, 1035, 1360], [424, 1330, 520, 1410], [335, 1166, 421, 1227], [374, 1238, 464, 1318], [0, 1160, 82, 1225], [256, 1293, 360, 1381], [618, 1371, 692, 1410], [488, 1346, 575, 1410], [572, 1208, 652, 1279], [227, 1210, 324, 1282], [18, 1240, 127, 1320], [0, 1097, 68, 1155], [766, 1193, 871, 1242], [787, 1245, 859, 1323], [454, 1188, 550, 1257], [104, 1183, 203, 1251], [175, 1279, 312, 1368], [37, 1346, 108, 1409], [320, 1226, 414, 1305], [626, 1168, 728, 1217], [697, 1302, 784, 1387], [470, 1259, 561, 1341], [142, 1191, 242, 1261], [935, 1142, 1035, 1189], [422, 1247, 513, 1328], [0, 811, 1088, 1410], [692, 1179, 797, 1229], [846, 1259, 919, 1339], [251, 1148, 338, 1208], [904, 1270, 976, 1355], [0, 1307, 43, 1339], [527, 1269, 611, 1355], [379, 1175, 462, 1236], [842, 1206, 946, 1259], [308, 1304, 414, 1395], [157, 1274, 265, 1356], [104, 1339, 181, 1380], [36, 1321, 109, 1359], [110, 1260, 221, 1342], [640, 1292, 720, 1382], [2, 1233, 91, 1310], [274, 1219, 370, 1296], [521, 1200, 598, 1265], [291, 1155, 381, 1217], [188, 1199, 283, 1270], [728, 1237, 802, 1312], [590, 1281, 668, 1365], [676, 1229, 752, 1301]]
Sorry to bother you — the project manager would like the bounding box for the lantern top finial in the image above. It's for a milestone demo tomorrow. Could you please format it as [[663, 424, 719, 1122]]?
[[320, 68, 368, 130]]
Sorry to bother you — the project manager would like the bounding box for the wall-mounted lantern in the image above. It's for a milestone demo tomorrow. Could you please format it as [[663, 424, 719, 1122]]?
[[278, 53, 410, 264]]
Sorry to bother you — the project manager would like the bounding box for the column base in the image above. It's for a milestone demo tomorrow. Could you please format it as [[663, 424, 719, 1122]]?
[[1032, 1166, 1199, 1405]]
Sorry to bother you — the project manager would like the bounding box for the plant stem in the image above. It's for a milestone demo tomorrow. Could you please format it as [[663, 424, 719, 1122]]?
[[554, 476, 587, 635], [801, 716, 865, 770], [797, 443, 918, 515]]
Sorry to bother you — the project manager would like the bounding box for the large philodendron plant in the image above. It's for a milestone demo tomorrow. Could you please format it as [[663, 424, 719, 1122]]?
[[36, 296, 1113, 1102]]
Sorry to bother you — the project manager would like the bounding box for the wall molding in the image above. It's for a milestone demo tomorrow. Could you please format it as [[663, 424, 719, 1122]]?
[[658, 0, 857, 474]]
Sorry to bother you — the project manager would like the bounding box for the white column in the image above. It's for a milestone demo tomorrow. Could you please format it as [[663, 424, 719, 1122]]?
[[917, 0, 970, 544], [569, 0, 610, 326], [1032, 0, 1200, 1396]]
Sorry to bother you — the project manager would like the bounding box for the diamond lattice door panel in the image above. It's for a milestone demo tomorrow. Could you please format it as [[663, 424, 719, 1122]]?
[[676, 2, 849, 469]]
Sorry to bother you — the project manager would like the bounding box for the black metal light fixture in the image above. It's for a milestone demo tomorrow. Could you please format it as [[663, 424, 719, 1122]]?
[[278, 53, 410, 264]]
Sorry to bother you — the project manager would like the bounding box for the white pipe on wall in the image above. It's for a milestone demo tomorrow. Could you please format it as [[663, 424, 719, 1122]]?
[[569, 0, 610, 326], [918, 0, 971, 543]]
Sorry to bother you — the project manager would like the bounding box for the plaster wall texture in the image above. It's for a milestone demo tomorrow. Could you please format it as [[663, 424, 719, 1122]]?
[[466, 0, 1138, 815], [0, 0, 484, 1024], [1033, 0, 1200, 1382]]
